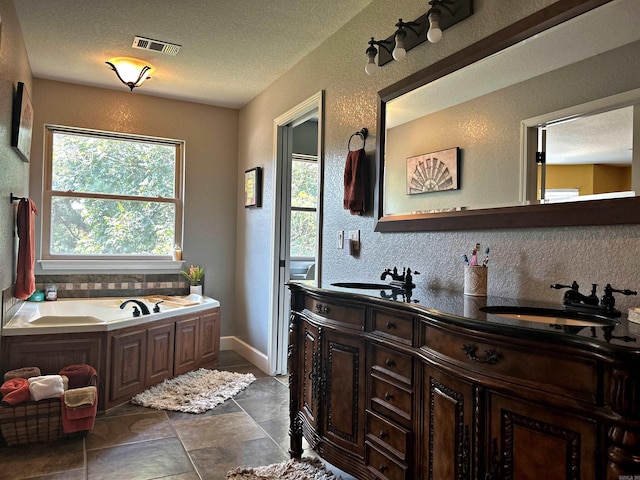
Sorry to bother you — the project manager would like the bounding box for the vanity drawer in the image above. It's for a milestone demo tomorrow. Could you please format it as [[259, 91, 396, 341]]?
[[371, 344, 413, 386], [371, 374, 412, 425], [366, 442, 408, 480], [366, 410, 410, 461], [304, 296, 365, 330], [371, 309, 414, 345], [421, 323, 599, 403]]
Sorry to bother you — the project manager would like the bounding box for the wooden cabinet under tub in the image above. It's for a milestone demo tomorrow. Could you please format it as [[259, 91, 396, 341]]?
[[287, 283, 640, 479], [1, 306, 220, 412]]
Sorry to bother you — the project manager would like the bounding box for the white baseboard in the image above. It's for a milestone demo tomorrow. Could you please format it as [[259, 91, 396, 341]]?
[[220, 335, 269, 374]]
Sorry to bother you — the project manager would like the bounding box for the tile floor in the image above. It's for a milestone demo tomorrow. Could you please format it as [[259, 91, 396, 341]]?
[[0, 351, 354, 480]]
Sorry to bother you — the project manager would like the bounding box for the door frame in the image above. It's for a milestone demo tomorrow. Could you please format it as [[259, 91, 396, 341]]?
[[268, 91, 324, 375]]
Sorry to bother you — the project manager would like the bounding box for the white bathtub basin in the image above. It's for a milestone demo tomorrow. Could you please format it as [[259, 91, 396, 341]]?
[[2, 295, 220, 336]]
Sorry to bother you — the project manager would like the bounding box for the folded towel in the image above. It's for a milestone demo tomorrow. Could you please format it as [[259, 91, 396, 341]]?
[[28, 375, 65, 401], [343, 148, 367, 215], [0, 378, 31, 405], [63, 386, 96, 408], [3, 367, 41, 381], [58, 364, 97, 389]]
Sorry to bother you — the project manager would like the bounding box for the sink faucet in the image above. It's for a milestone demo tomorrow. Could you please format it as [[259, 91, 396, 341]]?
[[551, 281, 637, 317], [380, 267, 419, 288], [119, 299, 151, 317]]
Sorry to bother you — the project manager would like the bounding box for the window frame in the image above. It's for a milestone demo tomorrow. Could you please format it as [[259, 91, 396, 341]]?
[[289, 153, 318, 259], [41, 125, 184, 265]]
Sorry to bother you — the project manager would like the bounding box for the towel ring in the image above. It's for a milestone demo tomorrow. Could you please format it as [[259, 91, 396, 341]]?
[[348, 128, 368, 151]]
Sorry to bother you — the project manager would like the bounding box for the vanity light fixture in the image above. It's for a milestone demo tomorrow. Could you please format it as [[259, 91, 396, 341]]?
[[365, 0, 473, 75], [105, 57, 154, 91]]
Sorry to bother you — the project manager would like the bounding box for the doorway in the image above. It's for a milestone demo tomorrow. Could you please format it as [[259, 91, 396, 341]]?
[[268, 92, 324, 375]]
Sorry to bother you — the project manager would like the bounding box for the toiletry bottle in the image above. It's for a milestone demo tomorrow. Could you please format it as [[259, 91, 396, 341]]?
[[45, 285, 58, 301], [173, 244, 182, 261]]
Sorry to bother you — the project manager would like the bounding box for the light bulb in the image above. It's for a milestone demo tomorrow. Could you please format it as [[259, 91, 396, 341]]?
[[365, 46, 379, 76], [365, 56, 379, 76], [427, 12, 442, 43], [393, 32, 407, 62]]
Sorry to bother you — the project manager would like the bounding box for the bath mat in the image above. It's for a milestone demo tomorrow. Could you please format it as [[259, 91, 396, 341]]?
[[226, 458, 341, 480], [131, 369, 255, 413]]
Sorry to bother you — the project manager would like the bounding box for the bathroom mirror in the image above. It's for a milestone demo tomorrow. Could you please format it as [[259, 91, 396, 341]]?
[[375, 0, 640, 232]]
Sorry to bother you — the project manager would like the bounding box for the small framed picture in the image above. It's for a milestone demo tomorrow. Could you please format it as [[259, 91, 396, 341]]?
[[244, 167, 262, 208], [406, 147, 460, 195], [11, 82, 34, 163]]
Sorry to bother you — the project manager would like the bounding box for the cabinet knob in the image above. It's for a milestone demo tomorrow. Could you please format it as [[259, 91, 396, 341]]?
[[384, 392, 393, 401], [385, 357, 395, 367], [385, 321, 396, 329], [379, 464, 387, 473], [379, 430, 388, 439]]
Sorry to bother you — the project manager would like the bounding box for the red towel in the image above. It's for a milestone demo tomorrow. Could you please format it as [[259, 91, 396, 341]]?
[[61, 388, 97, 433], [0, 378, 31, 405], [343, 148, 366, 215], [15, 198, 38, 300], [58, 364, 97, 389]]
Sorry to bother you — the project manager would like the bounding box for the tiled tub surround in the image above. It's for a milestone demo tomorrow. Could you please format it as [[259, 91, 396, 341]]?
[[34, 273, 196, 299]]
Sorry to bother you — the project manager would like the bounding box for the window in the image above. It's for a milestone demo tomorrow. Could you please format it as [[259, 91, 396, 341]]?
[[289, 154, 318, 258], [42, 126, 183, 261]]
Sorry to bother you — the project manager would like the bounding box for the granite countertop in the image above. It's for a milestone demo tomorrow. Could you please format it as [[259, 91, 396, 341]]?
[[291, 282, 640, 352]]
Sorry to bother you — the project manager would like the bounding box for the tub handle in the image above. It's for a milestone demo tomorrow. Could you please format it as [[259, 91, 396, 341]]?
[[153, 301, 164, 313], [132, 306, 141, 317]]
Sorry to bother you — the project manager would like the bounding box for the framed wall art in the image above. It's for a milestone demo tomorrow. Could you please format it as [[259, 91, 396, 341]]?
[[11, 82, 34, 163], [244, 167, 262, 208], [406, 147, 460, 195]]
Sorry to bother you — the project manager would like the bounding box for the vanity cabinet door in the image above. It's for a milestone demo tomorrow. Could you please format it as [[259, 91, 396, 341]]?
[[299, 319, 321, 430], [322, 330, 366, 457], [485, 391, 598, 480], [421, 364, 475, 480]]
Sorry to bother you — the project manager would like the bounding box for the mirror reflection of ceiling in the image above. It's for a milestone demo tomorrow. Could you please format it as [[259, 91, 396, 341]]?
[[545, 106, 633, 166], [386, 0, 640, 129]]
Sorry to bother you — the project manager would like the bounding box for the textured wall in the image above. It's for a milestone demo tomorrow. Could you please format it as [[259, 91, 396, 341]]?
[[236, 0, 640, 357], [29, 79, 239, 336], [0, 1, 32, 295]]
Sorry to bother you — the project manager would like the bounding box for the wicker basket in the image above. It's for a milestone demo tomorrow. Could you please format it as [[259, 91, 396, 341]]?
[[0, 398, 63, 446]]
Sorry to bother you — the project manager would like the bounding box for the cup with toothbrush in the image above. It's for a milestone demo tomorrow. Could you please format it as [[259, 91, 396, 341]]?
[[462, 244, 488, 296]]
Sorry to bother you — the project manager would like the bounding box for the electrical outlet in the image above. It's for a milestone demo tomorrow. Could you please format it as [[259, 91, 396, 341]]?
[[337, 230, 344, 249]]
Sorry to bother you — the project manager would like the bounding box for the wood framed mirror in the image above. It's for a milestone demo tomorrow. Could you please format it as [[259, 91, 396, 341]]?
[[375, 0, 640, 232]]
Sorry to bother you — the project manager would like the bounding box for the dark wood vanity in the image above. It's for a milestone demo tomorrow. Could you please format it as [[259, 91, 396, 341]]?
[[288, 283, 640, 479]]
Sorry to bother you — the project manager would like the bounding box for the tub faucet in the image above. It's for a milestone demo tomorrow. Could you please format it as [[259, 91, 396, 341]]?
[[119, 299, 151, 317]]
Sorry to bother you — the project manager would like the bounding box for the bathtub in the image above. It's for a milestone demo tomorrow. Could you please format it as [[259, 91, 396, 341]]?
[[2, 294, 220, 336]]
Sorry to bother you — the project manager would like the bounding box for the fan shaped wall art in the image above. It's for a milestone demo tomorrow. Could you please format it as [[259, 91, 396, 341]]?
[[406, 147, 460, 195]]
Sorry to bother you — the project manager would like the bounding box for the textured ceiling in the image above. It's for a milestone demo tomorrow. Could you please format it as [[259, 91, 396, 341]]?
[[14, 0, 373, 108]]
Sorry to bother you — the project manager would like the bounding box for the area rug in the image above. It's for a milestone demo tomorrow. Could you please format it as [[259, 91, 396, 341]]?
[[226, 458, 341, 480], [131, 368, 255, 413]]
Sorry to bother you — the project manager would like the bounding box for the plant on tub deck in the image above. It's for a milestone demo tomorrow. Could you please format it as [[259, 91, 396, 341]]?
[[181, 265, 205, 286]]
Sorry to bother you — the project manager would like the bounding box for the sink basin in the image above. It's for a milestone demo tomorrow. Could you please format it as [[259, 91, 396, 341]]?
[[480, 306, 618, 327], [331, 282, 397, 290]]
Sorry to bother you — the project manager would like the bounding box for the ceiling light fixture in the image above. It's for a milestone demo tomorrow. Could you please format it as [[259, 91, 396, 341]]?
[[105, 57, 154, 91], [365, 0, 473, 76]]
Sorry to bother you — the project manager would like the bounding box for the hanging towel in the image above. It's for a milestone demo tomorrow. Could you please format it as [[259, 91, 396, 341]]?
[[61, 387, 98, 433], [0, 378, 31, 405], [343, 148, 366, 215], [28, 375, 65, 401], [15, 198, 38, 300]]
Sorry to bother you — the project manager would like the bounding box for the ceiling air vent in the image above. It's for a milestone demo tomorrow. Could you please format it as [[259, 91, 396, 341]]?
[[132, 36, 181, 56]]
